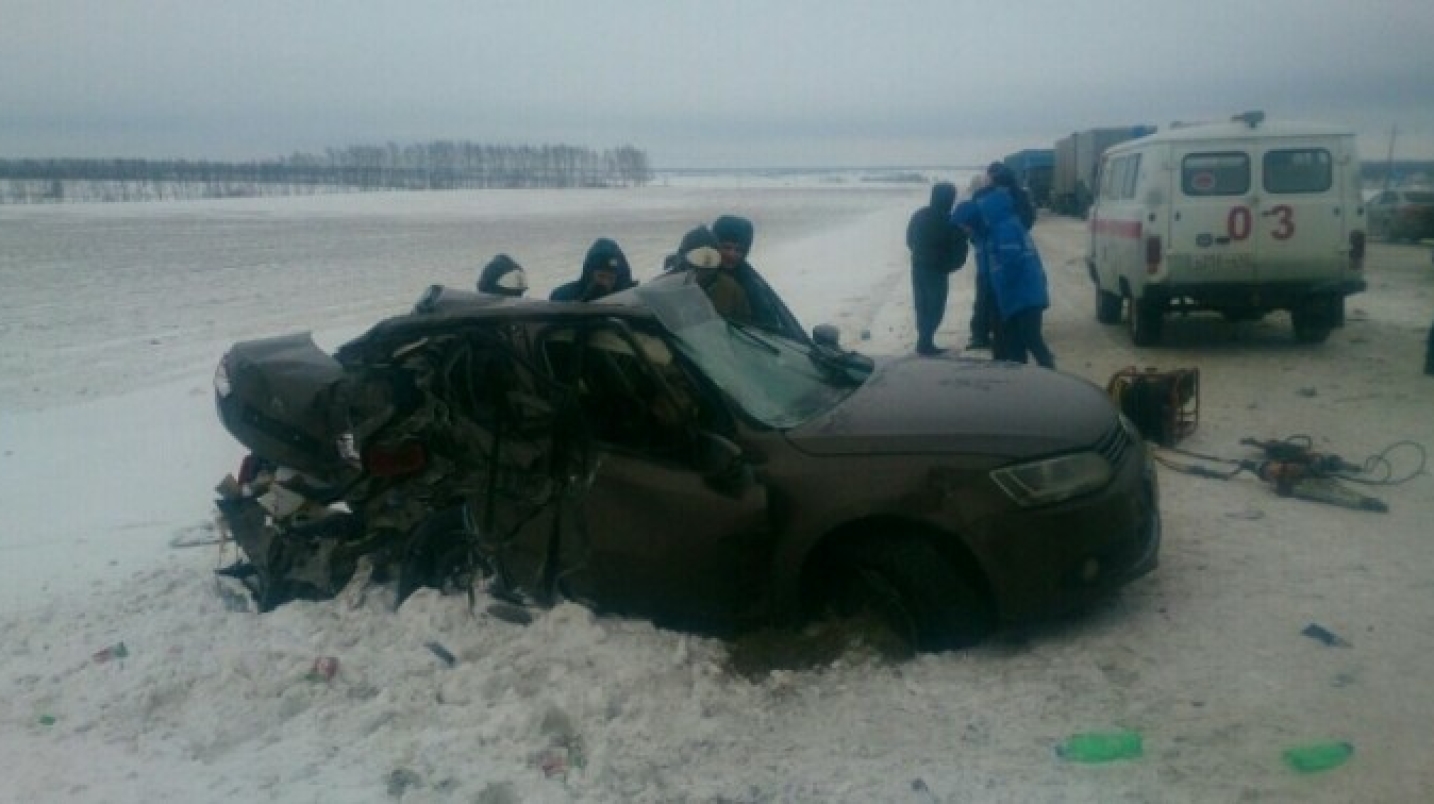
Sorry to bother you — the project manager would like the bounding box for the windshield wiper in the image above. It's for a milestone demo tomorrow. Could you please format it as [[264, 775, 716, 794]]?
[[725, 319, 780, 354]]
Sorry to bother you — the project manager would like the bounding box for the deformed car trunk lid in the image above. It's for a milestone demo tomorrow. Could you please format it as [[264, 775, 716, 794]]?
[[786, 357, 1116, 460], [216, 332, 357, 481]]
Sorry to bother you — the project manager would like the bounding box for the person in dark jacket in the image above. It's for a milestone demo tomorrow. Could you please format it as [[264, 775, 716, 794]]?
[[667, 224, 753, 322], [549, 238, 635, 302], [709, 214, 810, 342], [476, 253, 528, 297], [965, 163, 1036, 350], [953, 188, 1055, 369], [906, 182, 967, 355]]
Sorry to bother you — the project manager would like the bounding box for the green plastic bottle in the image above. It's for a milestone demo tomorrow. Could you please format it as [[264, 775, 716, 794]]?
[[1282, 741, 1353, 773], [1056, 730, 1144, 763]]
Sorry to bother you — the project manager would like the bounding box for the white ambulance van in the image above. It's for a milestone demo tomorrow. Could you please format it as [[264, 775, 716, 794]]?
[[1086, 112, 1366, 345]]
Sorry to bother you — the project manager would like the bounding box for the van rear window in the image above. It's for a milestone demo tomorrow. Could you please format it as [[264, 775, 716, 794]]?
[[1182, 153, 1249, 196], [1264, 149, 1332, 193]]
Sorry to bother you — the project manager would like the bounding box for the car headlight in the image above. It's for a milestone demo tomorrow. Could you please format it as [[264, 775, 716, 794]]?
[[1117, 412, 1142, 443], [214, 354, 232, 398], [990, 452, 1113, 508]]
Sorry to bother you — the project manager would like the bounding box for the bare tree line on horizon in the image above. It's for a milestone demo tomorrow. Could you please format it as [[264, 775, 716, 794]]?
[[0, 141, 652, 204]]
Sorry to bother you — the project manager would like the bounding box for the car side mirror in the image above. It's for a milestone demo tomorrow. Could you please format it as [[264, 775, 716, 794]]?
[[695, 432, 753, 496], [812, 323, 841, 348]]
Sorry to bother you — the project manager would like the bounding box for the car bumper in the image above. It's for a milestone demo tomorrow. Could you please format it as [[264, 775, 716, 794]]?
[[967, 446, 1161, 625], [1143, 279, 1366, 309]]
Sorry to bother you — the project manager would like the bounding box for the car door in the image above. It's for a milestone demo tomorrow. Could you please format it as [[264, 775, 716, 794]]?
[[1368, 190, 1396, 235], [1256, 141, 1347, 281], [1169, 141, 1259, 286], [536, 319, 772, 629], [1089, 151, 1146, 295]]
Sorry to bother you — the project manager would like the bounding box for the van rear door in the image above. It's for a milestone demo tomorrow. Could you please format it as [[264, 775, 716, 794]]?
[[1254, 139, 1348, 282], [1169, 142, 1258, 286]]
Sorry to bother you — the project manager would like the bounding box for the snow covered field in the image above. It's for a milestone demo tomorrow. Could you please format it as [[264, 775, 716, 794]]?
[[2, 183, 1433, 803]]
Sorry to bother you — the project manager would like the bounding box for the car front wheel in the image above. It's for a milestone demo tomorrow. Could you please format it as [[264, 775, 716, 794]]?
[[825, 535, 993, 652]]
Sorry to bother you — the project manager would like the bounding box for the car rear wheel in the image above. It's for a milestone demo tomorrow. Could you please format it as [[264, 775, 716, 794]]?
[[1096, 287, 1123, 324], [825, 535, 993, 652]]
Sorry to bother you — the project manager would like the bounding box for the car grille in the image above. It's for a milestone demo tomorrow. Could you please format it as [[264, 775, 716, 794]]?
[[1094, 420, 1133, 468]]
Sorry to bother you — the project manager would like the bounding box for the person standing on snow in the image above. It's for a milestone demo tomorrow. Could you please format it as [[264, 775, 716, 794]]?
[[550, 238, 635, 302], [952, 187, 1055, 369], [964, 163, 1035, 350], [906, 181, 967, 355], [476, 254, 529, 297]]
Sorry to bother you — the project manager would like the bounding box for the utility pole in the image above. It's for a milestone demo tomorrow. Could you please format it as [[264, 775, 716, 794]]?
[[1382, 125, 1398, 191]]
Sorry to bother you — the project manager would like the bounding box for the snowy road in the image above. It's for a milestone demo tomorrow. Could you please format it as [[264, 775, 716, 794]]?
[[2, 186, 1433, 803]]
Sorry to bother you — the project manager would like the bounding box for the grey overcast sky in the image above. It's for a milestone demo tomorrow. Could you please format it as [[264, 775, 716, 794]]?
[[3, 0, 1433, 168]]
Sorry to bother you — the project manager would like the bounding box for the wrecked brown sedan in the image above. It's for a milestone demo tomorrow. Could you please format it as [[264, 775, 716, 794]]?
[[213, 274, 1159, 650]]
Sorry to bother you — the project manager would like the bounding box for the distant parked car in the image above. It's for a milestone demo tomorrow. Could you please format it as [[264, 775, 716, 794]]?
[[212, 275, 1159, 651], [1367, 188, 1434, 241]]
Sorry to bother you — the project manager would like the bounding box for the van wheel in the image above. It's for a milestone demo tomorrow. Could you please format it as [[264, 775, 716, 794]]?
[[1096, 288, 1123, 324], [1292, 297, 1336, 344], [825, 535, 994, 652], [1128, 294, 1164, 346]]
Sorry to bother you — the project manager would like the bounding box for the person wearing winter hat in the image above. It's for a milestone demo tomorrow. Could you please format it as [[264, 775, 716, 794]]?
[[476, 253, 528, 297], [706, 214, 809, 341], [959, 163, 1037, 351], [954, 188, 1054, 369], [712, 214, 755, 256], [986, 161, 1037, 230], [550, 237, 636, 302], [906, 181, 967, 356], [670, 224, 753, 322]]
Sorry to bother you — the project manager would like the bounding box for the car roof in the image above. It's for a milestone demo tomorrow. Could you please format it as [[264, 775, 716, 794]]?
[[1106, 119, 1354, 154], [409, 282, 657, 324], [335, 275, 704, 363]]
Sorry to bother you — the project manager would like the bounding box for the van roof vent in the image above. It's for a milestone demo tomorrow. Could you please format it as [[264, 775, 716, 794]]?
[[1232, 110, 1266, 128]]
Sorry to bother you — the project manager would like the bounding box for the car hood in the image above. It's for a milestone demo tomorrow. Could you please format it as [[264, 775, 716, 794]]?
[[786, 356, 1117, 461]]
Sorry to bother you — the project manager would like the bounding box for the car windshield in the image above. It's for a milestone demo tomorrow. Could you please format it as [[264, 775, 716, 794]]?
[[634, 281, 860, 428], [1402, 190, 1434, 203]]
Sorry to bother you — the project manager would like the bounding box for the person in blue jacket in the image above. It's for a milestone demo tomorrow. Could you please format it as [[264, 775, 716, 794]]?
[[550, 238, 635, 302], [952, 188, 1055, 369], [965, 163, 1036, 350]]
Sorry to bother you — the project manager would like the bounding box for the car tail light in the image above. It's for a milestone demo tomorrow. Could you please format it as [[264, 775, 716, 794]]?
[[1349, 230, 1365, 271], [237, 454, 262, 485], [365, 442, 427, 477], [1144, 235, 1162, 275]]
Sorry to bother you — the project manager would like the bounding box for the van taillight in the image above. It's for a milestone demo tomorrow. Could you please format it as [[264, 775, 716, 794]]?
[[1349, 230, 1366, 270], [1145, 235, 1163, 275], [365, 442, 427, 477]]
